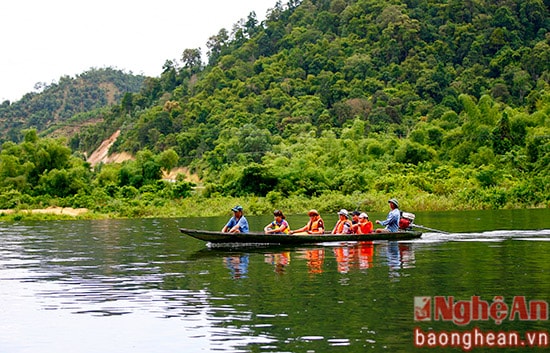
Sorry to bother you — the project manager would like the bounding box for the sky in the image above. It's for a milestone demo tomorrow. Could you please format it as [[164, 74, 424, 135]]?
[[0, 0, 277, 103]]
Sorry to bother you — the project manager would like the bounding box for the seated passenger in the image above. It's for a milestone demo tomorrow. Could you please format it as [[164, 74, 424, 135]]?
[[290, 209, 325, 235], [355, 212, 374, 234], [264, 210, 290, 234], [221, 205, 249, 233], [331, 209, 352, 234], [351, 210, 360, 225]]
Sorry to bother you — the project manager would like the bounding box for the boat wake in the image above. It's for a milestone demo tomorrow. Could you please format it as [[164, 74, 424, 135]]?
[[416, 229, 550, 243]]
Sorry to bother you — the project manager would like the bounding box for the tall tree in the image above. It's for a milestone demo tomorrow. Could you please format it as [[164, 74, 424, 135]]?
[[492, 111, 512, 155], [181, 48, 203, 74]]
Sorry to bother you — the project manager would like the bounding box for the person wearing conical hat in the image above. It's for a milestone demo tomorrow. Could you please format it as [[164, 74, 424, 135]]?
[[375, 198, 400, 233]]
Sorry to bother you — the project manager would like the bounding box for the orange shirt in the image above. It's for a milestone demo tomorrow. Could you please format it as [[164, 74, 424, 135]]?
[[333, 219, 352, 234], [356, 220, 374, 234]]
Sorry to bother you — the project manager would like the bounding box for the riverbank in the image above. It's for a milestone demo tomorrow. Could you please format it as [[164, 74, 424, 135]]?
[[0, 192, 547, 222], [0, 207, 95, 221], [0, 207, 89, 216]]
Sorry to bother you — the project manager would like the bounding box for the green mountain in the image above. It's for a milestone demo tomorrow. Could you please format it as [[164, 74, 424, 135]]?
[[89, 0, 550, 199], [0, 67, 146, 142], [1, 0, 549, 215]]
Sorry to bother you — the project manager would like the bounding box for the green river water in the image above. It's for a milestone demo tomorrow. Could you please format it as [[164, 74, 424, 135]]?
[[1, 209, 549, 352]]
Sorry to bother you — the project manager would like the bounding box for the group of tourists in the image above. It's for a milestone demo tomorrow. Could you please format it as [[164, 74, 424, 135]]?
[[221, 199, 402, 235]]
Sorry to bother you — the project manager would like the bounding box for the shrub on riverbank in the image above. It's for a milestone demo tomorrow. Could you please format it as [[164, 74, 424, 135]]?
[[2, 183, 546, 222]]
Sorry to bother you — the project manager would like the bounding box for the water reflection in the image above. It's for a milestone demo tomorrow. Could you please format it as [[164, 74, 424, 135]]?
[[217, 241, 417, 277], [0, 221, 276, 352], [264, 252, 290, 274], [224, 255, 250, 279], [379, 242, 416, 278], [300, 248, 325, 274], [333, 241, 374, 273], [331, 241, 416, 275]]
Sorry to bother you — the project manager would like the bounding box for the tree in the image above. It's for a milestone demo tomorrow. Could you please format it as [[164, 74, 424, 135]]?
[[160, 60, 178, 91], [136, 149, 162, 184], [158, 149, 179, 173], [206, 28, 229, 64], [512, 69, 532, 103], [524, 41, 550, 80], [491, 112, 512, 155], [23, 129, 38, 143], [37, 167, 89, 198], [244, 12, 259, 37], [121, 92, 134, 114], [394, 141, 436, 165], [459, 94, 480, 122], [239, 163, 278, 196], [518, 0, 547, 39], [491, 6, 519, 30], [476, 166, 501, 188], [181, 48, 202, 74]]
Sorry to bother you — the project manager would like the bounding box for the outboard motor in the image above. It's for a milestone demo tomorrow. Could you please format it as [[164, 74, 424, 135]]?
[[399, 212, 416, 230]]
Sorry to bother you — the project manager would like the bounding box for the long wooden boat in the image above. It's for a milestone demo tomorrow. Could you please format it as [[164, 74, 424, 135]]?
[[179, 228, 422, 245]]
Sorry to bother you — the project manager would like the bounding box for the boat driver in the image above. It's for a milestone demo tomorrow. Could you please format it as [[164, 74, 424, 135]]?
[[375, 198, 401, 233]]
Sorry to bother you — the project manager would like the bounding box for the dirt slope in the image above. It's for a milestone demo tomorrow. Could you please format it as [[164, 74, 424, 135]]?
[[86, 131, 200, 183], [87, 130, 133, 167]]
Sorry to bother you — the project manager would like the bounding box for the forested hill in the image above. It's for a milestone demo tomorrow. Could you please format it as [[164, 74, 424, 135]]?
[[0, 67, 146, 142], [1, 0, 549, 214], [84, 0, 549, 204]]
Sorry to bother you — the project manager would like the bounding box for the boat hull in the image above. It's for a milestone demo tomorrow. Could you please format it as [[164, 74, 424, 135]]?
[[179, 228, 422, 245]]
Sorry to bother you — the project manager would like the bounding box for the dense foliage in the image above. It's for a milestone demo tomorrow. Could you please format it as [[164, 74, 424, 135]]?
[[0, 129, 195, 217], [1, 0, 549, 217]]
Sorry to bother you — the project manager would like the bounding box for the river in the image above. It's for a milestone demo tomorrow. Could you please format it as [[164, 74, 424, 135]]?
[[1, 209, 549, 352]]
